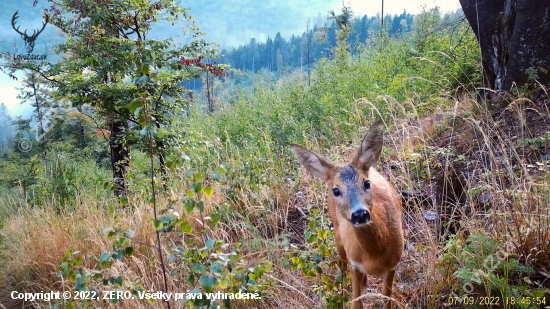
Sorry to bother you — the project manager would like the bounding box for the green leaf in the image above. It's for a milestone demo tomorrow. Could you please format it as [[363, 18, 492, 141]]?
[[153, 219, 162, 230], [114, 249, 124, 260], [223, 298, 231, 309], [113, 276, 123, 286], [192, 182, 203, 193], [205, 238, 215, 250], [319, 244, 331, 256], [184, 199, 195, 213], [138, 75, 149, 86], [99, 253, 110, 263], [141, 65, 150, 75], [157, 128, 168, 138], [73, 257, 83, 266], [192, 263, 206, 273], [68, 269, 76, 282], [204, 186, 214, 198], [317, 229, 327, 240], [218, 279, 228, 289], [119, 196, 129, 205], [199, 275, 216, 293], [118, 237, 127, 246], [210, 262, 222, 275], [124, 230, 135, 238], [313, 254, 322, 264], [129, 100, 144, 114], [194, 173, 204, 181], [210, 213, 221, 226], [124, 247, 135, 257], [197, 201, 205, 212], [180, 222, 193, 234], [211, 172, 221, 181], [187, 288, 202, 300]]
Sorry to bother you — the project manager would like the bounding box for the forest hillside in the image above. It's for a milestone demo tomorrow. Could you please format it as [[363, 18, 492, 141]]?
[[0, 1, 549, 309]]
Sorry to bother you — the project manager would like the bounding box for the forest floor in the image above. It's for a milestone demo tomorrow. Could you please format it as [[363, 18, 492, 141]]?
[[285, 93, 550, 308], [1, 92, 550, 309]]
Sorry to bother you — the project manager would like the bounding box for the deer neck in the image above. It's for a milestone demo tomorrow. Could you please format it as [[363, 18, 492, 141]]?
[[352, 207, 392, 253]]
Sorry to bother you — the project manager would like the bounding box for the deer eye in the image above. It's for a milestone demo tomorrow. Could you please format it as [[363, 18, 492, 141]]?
[[332, 188, 341, 197], [363, 180, 370, 190]]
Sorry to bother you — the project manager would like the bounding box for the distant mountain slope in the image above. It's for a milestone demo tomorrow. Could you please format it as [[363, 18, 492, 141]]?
[[0, 0, 340, 52], [220, 11, 420, 73], [187, 0, 337, 47]]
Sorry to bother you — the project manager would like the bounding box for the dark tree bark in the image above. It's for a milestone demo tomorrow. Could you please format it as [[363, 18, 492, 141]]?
[[108, 116, 129, 196], [156, 138, 169, 192], [153, 116, 168, 192], [460, 0, 550, 92], [76, 106, 86, 149], [206, 70, 214, 113]]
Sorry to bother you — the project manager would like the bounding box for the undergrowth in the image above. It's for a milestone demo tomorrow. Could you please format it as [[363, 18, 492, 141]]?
[[1, 8, 549, 309]]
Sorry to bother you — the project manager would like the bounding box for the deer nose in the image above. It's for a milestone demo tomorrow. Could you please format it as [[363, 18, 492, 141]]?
[[351, 209, 370, 225]]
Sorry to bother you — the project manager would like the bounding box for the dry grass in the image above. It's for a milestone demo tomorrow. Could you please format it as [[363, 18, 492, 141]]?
[[1, 92, 549, 309]]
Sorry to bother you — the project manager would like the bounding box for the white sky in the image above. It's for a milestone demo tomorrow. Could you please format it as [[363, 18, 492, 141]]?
[[347, 0, 460, 16], [0, 0, 461, 117], [0, 72, 29, 117]]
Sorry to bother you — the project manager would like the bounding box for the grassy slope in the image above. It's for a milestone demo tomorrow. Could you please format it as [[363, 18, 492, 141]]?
[[1, 11, 549, 309]]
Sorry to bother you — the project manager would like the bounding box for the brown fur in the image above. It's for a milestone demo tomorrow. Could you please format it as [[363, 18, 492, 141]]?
[[291, 122, 404, 309]]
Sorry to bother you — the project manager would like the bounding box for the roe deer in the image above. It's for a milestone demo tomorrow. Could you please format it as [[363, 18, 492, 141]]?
[[291, 122, 403, 309]]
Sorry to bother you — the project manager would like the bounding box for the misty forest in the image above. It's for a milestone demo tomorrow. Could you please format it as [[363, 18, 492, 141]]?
[[0, 0, 549, 308]]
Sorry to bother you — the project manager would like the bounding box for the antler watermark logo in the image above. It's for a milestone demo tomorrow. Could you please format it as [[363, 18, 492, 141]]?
[[17, 107, 65, 153], [11, 10, 48, 60]]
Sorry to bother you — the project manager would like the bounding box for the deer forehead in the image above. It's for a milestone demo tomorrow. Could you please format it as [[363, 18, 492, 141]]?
[[333, 165, 368, 190], [337, 165, 357, 183]]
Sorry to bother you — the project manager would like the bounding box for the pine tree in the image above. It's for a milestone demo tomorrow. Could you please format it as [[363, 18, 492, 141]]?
[[0, 103, 12, 151], [17, 71, 53, 148]]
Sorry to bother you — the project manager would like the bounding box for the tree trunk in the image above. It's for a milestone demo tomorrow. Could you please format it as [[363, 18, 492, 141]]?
[[77, 106, 86, 149], [206, 70, 214, 113], [108, 116, 129, 196], [460, 0, 550, 93], [156, 139, 169, 193], [153, 116, 168, 192], [307, 22, 311, 86], [381, 0, 384, 35]]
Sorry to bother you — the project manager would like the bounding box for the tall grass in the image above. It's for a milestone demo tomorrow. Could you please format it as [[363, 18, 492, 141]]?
[[2, 8, 548, 309]]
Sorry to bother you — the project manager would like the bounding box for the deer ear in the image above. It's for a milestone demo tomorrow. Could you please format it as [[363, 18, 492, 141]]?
[[291, 144, 334, 181], [352, 121, 384, 171]]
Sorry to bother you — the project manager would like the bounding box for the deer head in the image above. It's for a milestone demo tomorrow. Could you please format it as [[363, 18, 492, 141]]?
[[291, 121, 384, 227], [12, 11, 49, 54]]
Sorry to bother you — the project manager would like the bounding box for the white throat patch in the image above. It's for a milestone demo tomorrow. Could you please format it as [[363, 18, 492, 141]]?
[[350, 260, 366, 274]]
